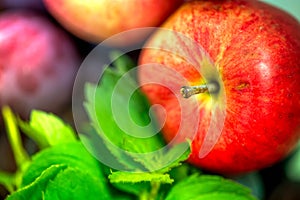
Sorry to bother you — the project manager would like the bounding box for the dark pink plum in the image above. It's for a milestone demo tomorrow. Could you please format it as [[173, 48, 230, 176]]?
[[0, 10, 79, 118]]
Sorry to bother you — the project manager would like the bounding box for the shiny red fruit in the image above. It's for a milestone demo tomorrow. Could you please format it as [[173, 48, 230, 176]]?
[[139, 0, 300, 174]]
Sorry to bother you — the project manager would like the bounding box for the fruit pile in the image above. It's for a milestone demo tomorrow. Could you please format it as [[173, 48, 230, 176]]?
[[0, 0, 299, 199]]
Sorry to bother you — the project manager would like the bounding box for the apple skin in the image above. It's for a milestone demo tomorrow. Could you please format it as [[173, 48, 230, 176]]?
[[0, 10, 79, 118], [138, 0, 300, 174], [42, 0, 183, 46]]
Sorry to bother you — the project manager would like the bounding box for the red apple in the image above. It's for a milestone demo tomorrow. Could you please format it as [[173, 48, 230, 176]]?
[[138, 0, 300, 174], [0, 10, 79, 118], [42, 0, 183, 46]]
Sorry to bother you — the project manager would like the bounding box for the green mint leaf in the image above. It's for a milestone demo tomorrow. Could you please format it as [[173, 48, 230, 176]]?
[[124, 141, 190, 174], [83, 53, 166, 172], [21, 141, 109, 198], [107, 143, 190, 198], [109, 171, 172, 198], [155, 142, 191, 174], [84, 83, 147, 171], [43, 166, 110, 200], [87, 67, 164, 153], [18, 110, 77, 148], [20, 142, 111, 199], [6, 164, 66, 200], [165, 174, 257, 200], [106, 150, 194, 199], [7, 165, 111, 200]]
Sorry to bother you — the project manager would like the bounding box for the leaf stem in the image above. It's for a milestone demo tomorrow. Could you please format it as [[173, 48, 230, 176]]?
[[150, 181, 161, 199], [139, 182, 161, 200], [2, 106, 30, 172]]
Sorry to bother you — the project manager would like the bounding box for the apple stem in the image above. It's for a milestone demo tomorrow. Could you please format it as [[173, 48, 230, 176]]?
[[180, 82, 219, 98]]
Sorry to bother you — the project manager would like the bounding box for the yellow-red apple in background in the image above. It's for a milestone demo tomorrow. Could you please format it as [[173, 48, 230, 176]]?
[[43, 0, 183, 46]]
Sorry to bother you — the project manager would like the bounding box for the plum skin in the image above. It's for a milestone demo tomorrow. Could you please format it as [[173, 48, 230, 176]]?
[[0, 10, 79, 118]]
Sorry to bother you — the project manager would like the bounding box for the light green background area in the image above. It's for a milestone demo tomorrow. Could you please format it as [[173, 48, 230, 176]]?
[[261, 0, 300, 21]]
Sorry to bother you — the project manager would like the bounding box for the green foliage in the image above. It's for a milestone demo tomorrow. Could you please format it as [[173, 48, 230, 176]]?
[[83, 70, 164, 153], [7, 164, 109, 200], [6, 165, 66, 200], [19, 110, 77, 148], [20, 142, 107, 189], [165, 174, 257, 200]]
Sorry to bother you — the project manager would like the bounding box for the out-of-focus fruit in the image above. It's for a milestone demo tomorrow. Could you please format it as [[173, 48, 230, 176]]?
[[43, 0, 183, 46], [0, 10, 79, 118], [139, 0, 300, 174], [0, 0, 44, 10]]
